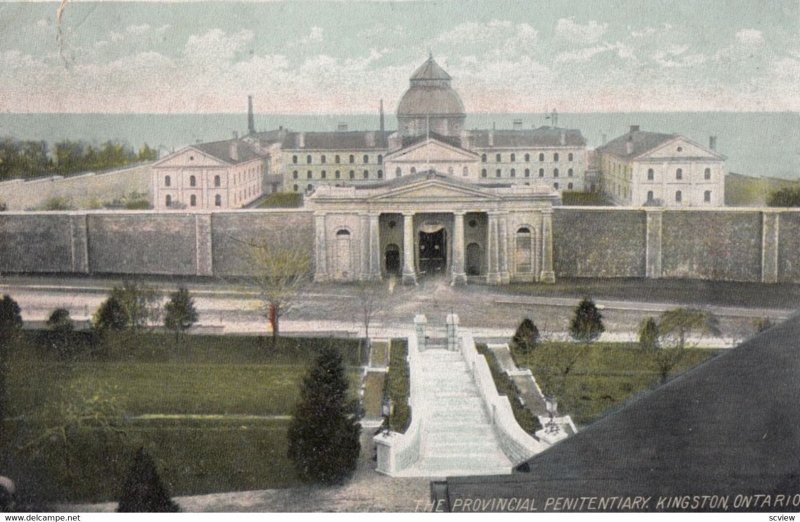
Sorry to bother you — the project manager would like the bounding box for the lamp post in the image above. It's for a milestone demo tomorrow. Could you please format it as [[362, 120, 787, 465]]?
[[545, 395, 560, 435]]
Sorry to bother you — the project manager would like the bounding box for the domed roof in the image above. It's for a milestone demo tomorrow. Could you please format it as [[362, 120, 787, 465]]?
[[397, 55, 465, 117]]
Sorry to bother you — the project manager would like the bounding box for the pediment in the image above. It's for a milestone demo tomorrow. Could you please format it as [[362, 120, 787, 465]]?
[[370, 178, 495, 202], [153, 147, 229, 169], [642, 137, 723, 161], [385, 139, 479, 164]]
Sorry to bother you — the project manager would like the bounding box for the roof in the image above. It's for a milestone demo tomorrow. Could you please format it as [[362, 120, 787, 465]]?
[[353, 169, 508, 192], [397, 86, 466, 117], [399, 132, 467, 151], [597, 129, 676, 159], [410, 55, 452, 82], [281, 131, 391, 151], [470, 127, 587, 148], [192, 139, 264, 164], [436, 313, 800, 512]]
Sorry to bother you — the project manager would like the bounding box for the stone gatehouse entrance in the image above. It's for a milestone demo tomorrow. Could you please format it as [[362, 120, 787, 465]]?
[[419, 228, 447, 275]]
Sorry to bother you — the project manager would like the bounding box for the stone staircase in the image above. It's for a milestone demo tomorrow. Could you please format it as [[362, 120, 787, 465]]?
[[402, 347, 513, 477]]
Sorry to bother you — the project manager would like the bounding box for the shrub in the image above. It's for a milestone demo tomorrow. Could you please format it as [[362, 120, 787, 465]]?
[[163, 287, 198, 342], [638, 317, 659, 352], [117, 448, 179, 512], [511, 318, 540, 356], [93, 296, 129, 332], [385, 339, 410, 433], [569, 298, 605, 343]]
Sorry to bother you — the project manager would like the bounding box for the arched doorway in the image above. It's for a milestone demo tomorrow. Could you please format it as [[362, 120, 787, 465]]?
[[466, 243, 481, 276], [335, 229, 351, 278], [384, 244, 400, 275], [419, 228, 447, 275], [515, 227, 533, 274]]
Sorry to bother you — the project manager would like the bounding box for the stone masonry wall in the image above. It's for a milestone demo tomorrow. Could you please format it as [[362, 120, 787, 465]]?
[[778, 212, 800, 283]]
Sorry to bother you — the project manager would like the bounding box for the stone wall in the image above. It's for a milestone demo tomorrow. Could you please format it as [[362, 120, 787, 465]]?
[[0, 164, 152, 210]]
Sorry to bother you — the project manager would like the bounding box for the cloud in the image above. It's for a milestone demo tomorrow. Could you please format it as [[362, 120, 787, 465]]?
[[435, 20, 538, 54], [554, 18, 607, 45], [735, 28, 765, 47], [184, 28, 254, 64]]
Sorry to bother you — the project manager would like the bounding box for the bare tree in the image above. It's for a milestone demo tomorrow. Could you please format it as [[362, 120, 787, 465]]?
[[243, 234, 312, 347], [652, 307, 720, 384], [354, 281, 385, 365]]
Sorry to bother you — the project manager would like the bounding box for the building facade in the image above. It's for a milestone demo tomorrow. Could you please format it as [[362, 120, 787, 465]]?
[[598, 126, 726, 207]]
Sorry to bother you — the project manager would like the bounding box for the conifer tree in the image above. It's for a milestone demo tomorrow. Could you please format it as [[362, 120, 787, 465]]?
[[163, 287, 198, 342], [117, 448, 179, 513], [569, 297, 605, 343], [287, 346, 361, 484], [511, 318, 540, 355]]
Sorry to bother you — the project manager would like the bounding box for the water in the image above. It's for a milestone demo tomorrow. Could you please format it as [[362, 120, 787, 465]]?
[[0, 112, 797, 180]]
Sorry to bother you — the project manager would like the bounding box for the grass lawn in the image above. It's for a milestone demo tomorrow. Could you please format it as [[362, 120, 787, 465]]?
[[256, 192, 303, 208], [1, 332, 361, 504], [513, 342, 719, 426], [369, 340, 389, 367], [362, 371, 386, 419]]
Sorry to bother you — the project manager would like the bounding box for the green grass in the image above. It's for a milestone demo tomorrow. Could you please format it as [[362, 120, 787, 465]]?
[[475, 344, 541, 433], [385, 339, 410, 433], [560, 191, 613, 206], [513, 342, 719, 426], [362, 371, 386, 419], [725, 172, 800, 206], [257, 192, 303, 208], [370, 341, 389, 367], [1, 331, 361, 504]]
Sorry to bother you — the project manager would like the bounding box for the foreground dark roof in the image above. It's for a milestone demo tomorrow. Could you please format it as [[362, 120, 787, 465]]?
[[470, 127, 586, 148], [435, 313, 800, 512]]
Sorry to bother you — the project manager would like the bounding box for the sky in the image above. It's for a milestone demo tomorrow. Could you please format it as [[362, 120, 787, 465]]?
[[0, 0, 798, 113]]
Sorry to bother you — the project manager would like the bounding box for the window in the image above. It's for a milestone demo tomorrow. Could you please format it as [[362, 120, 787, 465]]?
[[411, 167, 417, 174], [496, 169, 501, 178], [448, 166, 454, 175], [510, 168, 516, 178], [481, 153, 487, 163], [306, 155, 312, 164], [378, 169, 383, 179], [704, 168, 711, 180], [335, 154, 340, 163], [363, 155, 369, 164], [568, 153, 574, 161], [189, 175, 196, 187], [510, 153, 516, 162], [215, 194, 221, 207], [554, 182, 559, 190], [481, 168, 487, 178], [293, 184, 298, 192], [496, 153, 502, 162], [647, 168, 654, 181], [539, 168, 544, 177], [349, 170, 355, 179], [189, 155, 194, 161], [335, 170, 341, 179], [165, 195, 172, 207], [647, 190, 654, 201], [378, 155, 383, 165], [321, 155, 326, 164], [363, 170, 369, 179], [293, 170, 298, 179], [321, 170, 327, 179], [525, 168, 530, 178], [396, 167, 402, 178], [676, 168, 683, 180], [214, 175, 220, 187], [568, 168, 574, 177], [676, 190, 682, 202], [568, 182, 574, 190], [524, 153, 530, 162], [677, 146, 683, 152], [539, 153, 544, 162], [307, 184, 313, 191], [515, 228, 532, 273], [292, 155, 298, 164], [463, 166, 469, 176], [307, 170, 312, 179], [554, 168, 559, 178], [349, 155, 355, 164], [190, 195, 197, 207], [164, 175, 171, 187], [704, 190, 711, 202], [554, 153, 559, 162]]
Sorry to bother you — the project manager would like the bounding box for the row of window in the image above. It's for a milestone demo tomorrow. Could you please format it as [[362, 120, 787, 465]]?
[[645, 167, 713, 181], [164, 172, 258, 188], [645, 190, 713, 203], [293, 181, 576, 193], [292, 154, 383, 165], [164, 185, 259, 208], [481, 168, 575, 178], [481, 152, 575, 163], [293, 169, 385, 180]]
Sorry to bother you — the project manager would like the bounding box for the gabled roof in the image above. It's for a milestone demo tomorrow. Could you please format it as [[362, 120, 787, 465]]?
[[193, 139, 264, 164], [384, 136, 480, 162], [356, 169, 505, 193], [470, 127, 587, 148], [436, 313, 800, 512], [597, 129, 725, 161]]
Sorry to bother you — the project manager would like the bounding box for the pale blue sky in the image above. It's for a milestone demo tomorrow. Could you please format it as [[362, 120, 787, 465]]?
[[0, 0, 798, 113]]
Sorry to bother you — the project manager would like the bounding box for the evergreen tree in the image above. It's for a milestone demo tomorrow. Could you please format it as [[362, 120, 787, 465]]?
[[47, 308, 74, 333], [117, 447, 179, 512], [0, 295, 23, 432], [93, 296, 129, 332], [511, 318, 540, 355], [287, 346, 361, 484], [569, 297, 605, 343], [163, 287, 199, 342], [638, 317, 659, 352]]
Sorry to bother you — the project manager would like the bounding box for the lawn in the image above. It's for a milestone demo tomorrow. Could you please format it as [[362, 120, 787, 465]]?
[[256, 192, 303, 208], [512, 342, 719, 426], [1, 331, 361, 504]]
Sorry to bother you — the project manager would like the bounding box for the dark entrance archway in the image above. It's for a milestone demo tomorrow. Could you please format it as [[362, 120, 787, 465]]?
[[385, 243, 401, 275], [466, 242, 481, 275], [419, 229, 447, 275]]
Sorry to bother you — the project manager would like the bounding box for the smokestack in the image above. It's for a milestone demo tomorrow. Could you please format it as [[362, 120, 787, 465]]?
[[337, 123, 348, 132], [625, 135, 634, 155], [379, 99, 385, 134], [709, 136, 717, 151], [247, 95, 255, 135], [488, 129, 494, 147]]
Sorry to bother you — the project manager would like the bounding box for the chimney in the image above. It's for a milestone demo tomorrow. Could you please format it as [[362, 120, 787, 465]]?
[[229, 140, 239, 161], [337, 123, 348, 132], [247, 95, 255, 135], [295, 132, 305, 148], [559, 130, 566, 146], [630, 125, 640, 133], [625, 135, 634, 155], [379, 99, 385, 134], [488, 129, 494, 147], [709, 136, 717, 151], [512, 119, 523, 130], [365, 131, 375, 147]]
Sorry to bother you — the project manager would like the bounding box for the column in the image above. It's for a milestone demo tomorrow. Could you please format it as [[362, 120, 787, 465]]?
[[499, 213, 510, 284], [450, 212, 467, 285], [539, 209, 555, 283], [761, 211, 780, 284], [486, 212, 500, 284], [414, 314, 427, 351], [359, 213, 370, 280], [69, 213, 90, 274], [645, 209, 663, 279], [314, 213, 329, 282], [402, 212, 417, 285], [369, 212, 382, 280], [194, 213, 214, 276], [446, 313, 459, 351]]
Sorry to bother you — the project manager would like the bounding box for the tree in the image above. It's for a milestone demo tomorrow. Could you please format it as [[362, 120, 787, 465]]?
[[511, 318, 540, 355], [569, 298, 604, 343], [110, 280, 161, 333], [355, 281, 385, 365], [0, 295, 23, 432], [767, 186, 800, 207], [93, 295, 129, 332], [163, 287, 198, 342], [287, 346, 361, 484], [47, 308, 74, 333], [244, 234, 311, 347], [652, 308, 721, 384], [117, 447, 179, 512], [638, 317, 659, 352]]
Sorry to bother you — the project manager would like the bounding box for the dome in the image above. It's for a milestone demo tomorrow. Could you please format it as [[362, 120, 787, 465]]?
[[397, 55, 466, 118]]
